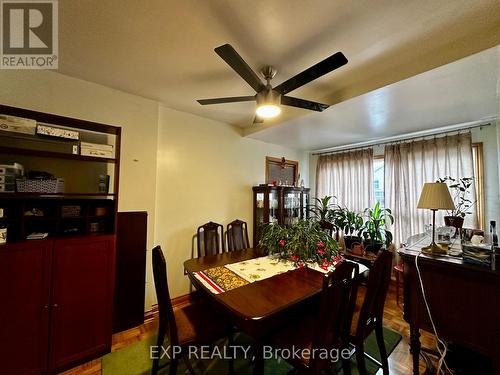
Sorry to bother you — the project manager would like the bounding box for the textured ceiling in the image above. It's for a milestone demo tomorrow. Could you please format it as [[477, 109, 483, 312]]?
[[57, 0, 500, 130]]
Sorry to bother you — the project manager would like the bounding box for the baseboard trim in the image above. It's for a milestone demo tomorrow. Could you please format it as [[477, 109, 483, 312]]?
[[144, 292, 194, 321]]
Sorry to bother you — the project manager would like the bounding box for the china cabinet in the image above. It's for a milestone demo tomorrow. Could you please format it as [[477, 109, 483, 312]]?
[[252, 185, 310, 246]]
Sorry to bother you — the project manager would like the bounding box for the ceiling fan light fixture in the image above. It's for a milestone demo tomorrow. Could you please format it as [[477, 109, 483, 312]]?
[[256, 88, 281, 118], [256, 104, 281, 118]]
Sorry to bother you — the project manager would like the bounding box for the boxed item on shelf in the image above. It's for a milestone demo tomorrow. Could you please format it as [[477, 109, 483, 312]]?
[[0, 162, 24, 176], [0, 114, 36, 135], [80, 148, 113, 158], [16, 178, 65, 193], [462, 243, 492, 268], [80, 142, 113, 152], [37, 123, 80, 140]]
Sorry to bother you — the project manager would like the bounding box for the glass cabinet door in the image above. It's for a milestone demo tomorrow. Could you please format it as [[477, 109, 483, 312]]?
[[269, 189, 279, 223], [302, 190, 310, 219], [255, 192, 265, 226], [283, 190, 301, 226]]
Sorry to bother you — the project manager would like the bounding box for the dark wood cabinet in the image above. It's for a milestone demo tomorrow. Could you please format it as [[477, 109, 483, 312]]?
[[0, 241, 52, 375], [252, 186, 310, 246], [0, 235, 115, 375], [48, 236, 115, 372], [113, 211, 147, 333]]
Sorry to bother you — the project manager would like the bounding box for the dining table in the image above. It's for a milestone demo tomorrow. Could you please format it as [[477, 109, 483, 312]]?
[[183, 247, 368, 374]]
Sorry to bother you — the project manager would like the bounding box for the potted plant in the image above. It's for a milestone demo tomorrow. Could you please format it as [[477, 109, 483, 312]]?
[[362, 202, 394, 253], [258, 219, 340, 269], [340, 208, 364, 250], [437, 176, 475, 233], [308, 195, 336, 223]]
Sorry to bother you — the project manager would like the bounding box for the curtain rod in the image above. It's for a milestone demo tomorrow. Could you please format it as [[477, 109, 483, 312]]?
[[311, 122, 493, 156]]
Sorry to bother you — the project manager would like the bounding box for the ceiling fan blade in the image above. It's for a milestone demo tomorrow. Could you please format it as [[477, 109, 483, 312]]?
[[253, 115, 264, 124], [214, 44, 265, 92], [197, 96, 255, 105], [274, 52, 348, 95], [281, 96, 329, 112]]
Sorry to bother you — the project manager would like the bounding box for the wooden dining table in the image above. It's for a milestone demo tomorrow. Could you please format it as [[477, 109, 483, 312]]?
[[183, 248, 366, 374]]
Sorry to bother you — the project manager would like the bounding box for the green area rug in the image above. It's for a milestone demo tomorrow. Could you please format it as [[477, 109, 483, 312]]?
[[102, 328, 401, 375]]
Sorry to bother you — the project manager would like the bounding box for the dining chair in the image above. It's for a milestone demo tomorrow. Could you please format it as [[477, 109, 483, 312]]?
[[268, 261, 359, 375], [349, 249, 393, 375], [151, 246, 229, 375], [226, 219, 250, 251], [197, 221, 225, 257]]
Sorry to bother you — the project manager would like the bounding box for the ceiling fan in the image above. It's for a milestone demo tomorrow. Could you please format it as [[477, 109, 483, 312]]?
[[197, 44, 348, 124]]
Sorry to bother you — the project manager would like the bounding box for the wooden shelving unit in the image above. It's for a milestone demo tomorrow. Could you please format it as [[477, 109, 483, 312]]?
[[0, 104, 121, 375]]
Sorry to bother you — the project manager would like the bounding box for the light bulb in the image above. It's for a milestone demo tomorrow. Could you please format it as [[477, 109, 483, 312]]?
[[256, 104, 281, 119]]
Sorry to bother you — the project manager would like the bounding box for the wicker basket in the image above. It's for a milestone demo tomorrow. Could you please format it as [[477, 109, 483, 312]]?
[[16, 178, 65, 193]]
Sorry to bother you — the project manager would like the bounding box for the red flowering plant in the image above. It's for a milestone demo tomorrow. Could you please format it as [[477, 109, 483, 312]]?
[[258, 219, 339, 267]]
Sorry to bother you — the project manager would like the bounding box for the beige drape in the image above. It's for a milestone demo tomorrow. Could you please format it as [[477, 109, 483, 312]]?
[[385, 133, 477, 246], [316, 148, 374, 212]]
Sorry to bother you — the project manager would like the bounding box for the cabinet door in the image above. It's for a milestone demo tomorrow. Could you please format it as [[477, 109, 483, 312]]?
[[48, 235, 115, 372], [0, 240, 52, 375]]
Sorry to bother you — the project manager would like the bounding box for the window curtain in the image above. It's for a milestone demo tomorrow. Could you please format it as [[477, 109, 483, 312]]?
[[316, 148, 374, 212], [385, 133, 477, 246]]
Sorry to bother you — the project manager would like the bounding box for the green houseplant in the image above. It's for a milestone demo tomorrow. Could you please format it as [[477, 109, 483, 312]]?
[[308, 195, 336, 223], [437, 176, 475, 232], [362, 202, 394, 253], [340, 208, 364, 250], [258, 219, 340, 269]]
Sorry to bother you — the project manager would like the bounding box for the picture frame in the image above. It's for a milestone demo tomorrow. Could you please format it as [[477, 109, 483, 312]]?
[[265, 156, 298, 185]]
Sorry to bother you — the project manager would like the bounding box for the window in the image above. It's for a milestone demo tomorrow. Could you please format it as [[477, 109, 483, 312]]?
[[373, 157, 384, 208]]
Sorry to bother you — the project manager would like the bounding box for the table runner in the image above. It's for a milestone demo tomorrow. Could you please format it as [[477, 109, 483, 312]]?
[[193, 255, 368, 295]]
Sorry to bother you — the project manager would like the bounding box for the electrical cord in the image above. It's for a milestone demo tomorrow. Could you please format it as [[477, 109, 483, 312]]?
[[414, 247, 451, 374]]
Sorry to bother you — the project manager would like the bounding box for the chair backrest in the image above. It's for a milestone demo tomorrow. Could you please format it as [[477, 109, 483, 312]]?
[[311, 261, 359, 372], [226, 219, 250, 251], [355, 249, 392, 340], [152, 246, 179, 345], [197, 221, 225, 257]]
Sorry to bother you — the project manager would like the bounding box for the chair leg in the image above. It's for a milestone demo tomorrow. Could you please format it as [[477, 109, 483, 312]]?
[[169, 358, 178, 375], [396, 271, 400, 305], [183, 354, 196, 375], [375, 323, 389, 375], [152, 330, 165, 375], [228, 326, 235, 375], [355, 342, 367, 375], [341, 356, 352, 375]]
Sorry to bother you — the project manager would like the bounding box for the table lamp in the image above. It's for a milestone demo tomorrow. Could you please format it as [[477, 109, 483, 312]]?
[[417, 182, 455, 254]]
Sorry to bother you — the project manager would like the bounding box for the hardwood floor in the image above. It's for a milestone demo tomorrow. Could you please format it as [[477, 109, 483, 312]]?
[[59, 281, 437, 375]]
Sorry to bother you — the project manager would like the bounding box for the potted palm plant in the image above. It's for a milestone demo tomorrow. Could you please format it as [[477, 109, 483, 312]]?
[[340, 208, 364, 250], [437, 176, 475, 234], [362, 202, 394, 253]]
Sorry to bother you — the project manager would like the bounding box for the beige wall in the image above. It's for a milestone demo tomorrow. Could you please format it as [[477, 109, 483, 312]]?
[[155, 105, 308, 298], [0, 70, 160, 307]]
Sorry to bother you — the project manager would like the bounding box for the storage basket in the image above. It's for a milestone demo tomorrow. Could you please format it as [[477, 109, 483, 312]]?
[[16, 178, 65, 193]]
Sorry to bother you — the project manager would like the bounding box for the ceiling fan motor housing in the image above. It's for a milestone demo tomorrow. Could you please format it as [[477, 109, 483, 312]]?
[[256, 88, 281, 106]]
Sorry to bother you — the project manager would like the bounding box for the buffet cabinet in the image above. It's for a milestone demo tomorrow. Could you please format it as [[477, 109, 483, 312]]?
[[252, 185, 310, 246], [0, 235, 115, 375]]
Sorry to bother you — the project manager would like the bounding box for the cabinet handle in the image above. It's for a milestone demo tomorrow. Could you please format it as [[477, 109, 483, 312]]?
[[43, 305, 49, 310], [52, 303, 59, 308]]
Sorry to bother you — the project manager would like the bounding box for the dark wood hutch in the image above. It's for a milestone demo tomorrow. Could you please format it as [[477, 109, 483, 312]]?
[[0, 104, 120, 375]]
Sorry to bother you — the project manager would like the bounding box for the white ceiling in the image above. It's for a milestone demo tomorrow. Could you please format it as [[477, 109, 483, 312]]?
[[58, 0, 500, 130], [248, 46, 500, 150]]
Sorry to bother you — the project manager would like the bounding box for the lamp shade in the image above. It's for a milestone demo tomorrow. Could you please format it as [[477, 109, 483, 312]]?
[[417, 182, 455, 210]]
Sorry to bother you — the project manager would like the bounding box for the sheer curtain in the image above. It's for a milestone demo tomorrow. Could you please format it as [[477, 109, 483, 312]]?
[[316, 148, 374, 212], [385, 133, 477, 246]]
